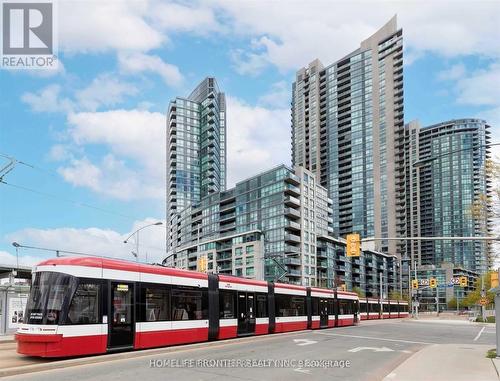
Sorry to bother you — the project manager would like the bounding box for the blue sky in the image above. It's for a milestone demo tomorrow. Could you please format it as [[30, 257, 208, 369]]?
[[0, 1, 499, 266]]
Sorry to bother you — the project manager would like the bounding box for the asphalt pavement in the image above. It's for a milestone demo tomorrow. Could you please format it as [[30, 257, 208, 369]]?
[[1, 319, 497, 381]]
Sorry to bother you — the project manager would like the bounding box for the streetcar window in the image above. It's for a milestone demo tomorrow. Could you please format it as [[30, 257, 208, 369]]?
[[338, 300, 348, 315], [327, 299, 334, 315], [25, 272, 72, 325], [256, 293, 267, 318], [383, 303, 389, 312], [171, 286, 208, 320], [339, 300, 355, 315], [360, 302, 367, 313], [311, 297, 319, 315], [66, 283, 99, 324], [219, 290, 236, 319], [276, 294, 306, 317], [144, 287, 169, 322]]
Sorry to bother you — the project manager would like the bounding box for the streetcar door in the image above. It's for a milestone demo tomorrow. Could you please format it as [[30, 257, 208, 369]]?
[[319, 299, 328, 328], [237, 292, 256, 336], [108, 282, 134, 349]]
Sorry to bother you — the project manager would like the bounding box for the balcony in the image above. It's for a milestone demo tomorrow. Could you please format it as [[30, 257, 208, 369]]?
[[284, 207, 301, 219], [284, 195, 300, 207], [284, 183, 300, 197], [287, 269, 302, 277], [285, 220, 301, 232], [285, 172, 300, 185], [219, 212, 236, 222], [284, 257, 301, 266], [285, 244, 300, 254], [284, 233, 301, 243]]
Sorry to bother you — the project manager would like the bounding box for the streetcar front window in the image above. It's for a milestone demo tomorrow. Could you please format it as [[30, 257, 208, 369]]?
[[25, 272, 73, 325]]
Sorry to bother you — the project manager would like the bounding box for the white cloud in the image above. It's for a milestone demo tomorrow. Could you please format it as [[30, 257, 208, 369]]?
[[59, 1, 164, 53], [456, 64, 500, 106], [75, 74, 138, 111], [118, 52, 183, 87], [226, 96, 290, 187], [59, 154, 162, 200], [437, 63, 466, 81], [56, 109, 166, 200], [22, 75, 138, 114], [257, 81, 291, 109], [230, 47, 269, 76], [4, 218, 166, 264], [0, 250, 41, 268], [151, 2, 220, 34], [213, 1, 500, 73], [21, 84, 74, 113]]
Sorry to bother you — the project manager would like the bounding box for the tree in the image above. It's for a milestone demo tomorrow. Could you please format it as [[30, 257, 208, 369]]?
[[447, 297, 465, 309], [352, 287, 365, 298], [470, 158, 499, 267], [389, 290, 403, 301], [461, 272, 495, 308]]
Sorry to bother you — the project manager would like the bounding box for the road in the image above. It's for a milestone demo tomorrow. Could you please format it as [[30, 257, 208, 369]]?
[[2, 319, 496, 381]]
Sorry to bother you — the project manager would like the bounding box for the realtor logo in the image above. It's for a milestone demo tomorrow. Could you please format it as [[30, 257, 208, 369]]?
[[1, 1, 58, 69]]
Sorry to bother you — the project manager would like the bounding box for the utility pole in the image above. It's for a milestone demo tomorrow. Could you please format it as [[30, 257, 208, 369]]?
[[414, 261, 419, 318], [481, 275, 486, 321], [379, 272, 383, 319], [456, 286, 459, 314], [436, 286, 439, 315]]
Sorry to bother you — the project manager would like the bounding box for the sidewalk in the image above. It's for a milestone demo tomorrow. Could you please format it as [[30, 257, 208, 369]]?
[[0, 334, 15, 343], [383, 344, 498, 381], [404, 318, 493, 326]]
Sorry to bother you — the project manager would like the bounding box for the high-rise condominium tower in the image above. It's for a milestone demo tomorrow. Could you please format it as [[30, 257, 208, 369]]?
[[291, 16, 404, 255], [167, 78, 227, 247], [405, 119, 492, 274]]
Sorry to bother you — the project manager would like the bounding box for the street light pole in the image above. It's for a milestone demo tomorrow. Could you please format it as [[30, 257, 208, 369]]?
[[414, 260, 419, 318], [123, 222, 163, 263]]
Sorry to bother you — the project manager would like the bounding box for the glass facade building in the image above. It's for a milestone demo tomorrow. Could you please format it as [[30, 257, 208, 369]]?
[[405, 119, 492, 274], [291, 16, 405, 256], [167, 78, 226, 248], [402, 119, 492, 307], [164, 164, 399, 295]]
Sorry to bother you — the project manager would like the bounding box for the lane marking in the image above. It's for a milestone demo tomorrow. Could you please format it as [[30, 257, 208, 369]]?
[[293, 339, 317, 346], [294, 367, 312, 374], [314, 331, 433, 345], [474, 326, 486, 341], [348, 346, 393, 353]]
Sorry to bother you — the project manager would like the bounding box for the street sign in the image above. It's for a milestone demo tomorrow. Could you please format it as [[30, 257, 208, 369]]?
[[346, 233, 360, 257], [419, 278, 429, 286]]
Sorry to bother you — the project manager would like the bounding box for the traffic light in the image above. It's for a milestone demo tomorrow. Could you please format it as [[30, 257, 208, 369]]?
[[339, 284, 347, 291], [429, 278, 437, 288], [197, 255, 207, 272], [412, 279, 419, 289], [346, 233, 361, 257], [459, 276, 468, 287], [491, 272, 499, 289]]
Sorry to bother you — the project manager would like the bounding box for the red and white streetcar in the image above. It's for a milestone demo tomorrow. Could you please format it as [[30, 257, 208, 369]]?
[[15, 256, 402, 358]]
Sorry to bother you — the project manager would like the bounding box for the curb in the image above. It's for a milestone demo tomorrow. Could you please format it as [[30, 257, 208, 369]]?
[[0, 329, 309, 378]]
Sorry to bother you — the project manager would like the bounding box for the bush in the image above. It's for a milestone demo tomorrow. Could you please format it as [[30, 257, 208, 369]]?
[[476, 316, 495, 323], [487, 349, 496, 359]]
